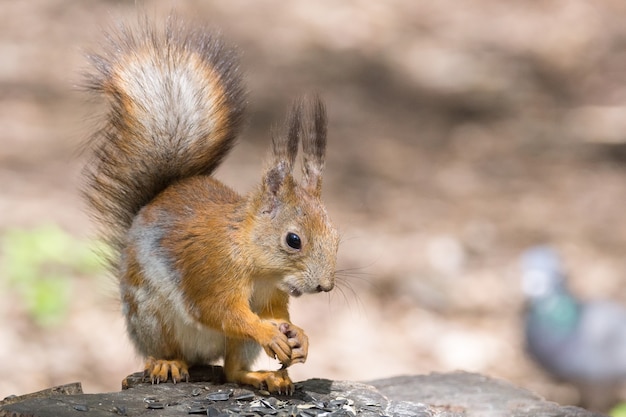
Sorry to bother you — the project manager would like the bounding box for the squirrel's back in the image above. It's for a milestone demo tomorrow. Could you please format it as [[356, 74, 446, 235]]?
[[83, 17, 245, 255]]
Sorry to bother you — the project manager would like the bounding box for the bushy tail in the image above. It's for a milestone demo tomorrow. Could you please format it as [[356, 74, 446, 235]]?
[[83, 16, 245, 255]]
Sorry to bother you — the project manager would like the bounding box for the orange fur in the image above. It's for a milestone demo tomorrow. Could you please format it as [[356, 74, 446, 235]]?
[[84, 17, 339, 394]]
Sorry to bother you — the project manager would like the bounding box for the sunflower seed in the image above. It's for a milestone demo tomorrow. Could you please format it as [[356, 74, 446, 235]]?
[[235, 391, 255, 401], [206, 391, 232, 401]]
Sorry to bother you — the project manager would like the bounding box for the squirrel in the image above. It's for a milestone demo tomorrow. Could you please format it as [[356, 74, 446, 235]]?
[[82, 17, 339, 395]]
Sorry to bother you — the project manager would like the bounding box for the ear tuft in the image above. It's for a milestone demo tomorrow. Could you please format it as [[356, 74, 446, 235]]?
[[270, 99, 302, 170], [301, 94, 327, 196], [263, 99, 304, 196]]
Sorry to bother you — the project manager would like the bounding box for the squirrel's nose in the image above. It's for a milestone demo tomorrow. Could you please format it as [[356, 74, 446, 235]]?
[[316, 283, 334, 293]]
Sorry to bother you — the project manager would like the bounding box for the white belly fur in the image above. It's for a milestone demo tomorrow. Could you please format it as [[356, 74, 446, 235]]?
[[171, 312, 226, 365]]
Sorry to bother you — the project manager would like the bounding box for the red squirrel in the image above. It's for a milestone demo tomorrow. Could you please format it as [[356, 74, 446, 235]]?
[[82, 17, 339, 394]]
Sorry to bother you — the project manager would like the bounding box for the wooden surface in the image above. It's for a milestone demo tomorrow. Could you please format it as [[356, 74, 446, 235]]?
[[0, 368, 607, 417]]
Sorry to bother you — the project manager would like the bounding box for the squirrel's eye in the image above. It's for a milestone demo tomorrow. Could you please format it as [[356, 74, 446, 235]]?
[[286, 232, 302, 250]]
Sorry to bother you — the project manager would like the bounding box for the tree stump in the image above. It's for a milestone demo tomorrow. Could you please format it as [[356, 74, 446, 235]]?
[[0, 368, 605, 417]]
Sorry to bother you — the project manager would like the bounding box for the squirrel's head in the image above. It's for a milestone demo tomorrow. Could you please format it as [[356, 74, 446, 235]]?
[[248, 96, 339, 297]]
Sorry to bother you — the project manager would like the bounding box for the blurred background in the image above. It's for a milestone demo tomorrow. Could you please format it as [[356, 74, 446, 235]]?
[[2, 0, 626, 414]]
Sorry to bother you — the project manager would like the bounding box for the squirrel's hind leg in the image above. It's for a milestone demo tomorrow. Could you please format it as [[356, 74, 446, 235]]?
[[224, 338, 294, 395], [144, 356, 190, 384]]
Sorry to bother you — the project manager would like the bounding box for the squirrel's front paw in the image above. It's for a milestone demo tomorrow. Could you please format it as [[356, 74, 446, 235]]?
[[259, 321, 292, 365], [144, 357, 190, 384], [279, 323, 309, 366]]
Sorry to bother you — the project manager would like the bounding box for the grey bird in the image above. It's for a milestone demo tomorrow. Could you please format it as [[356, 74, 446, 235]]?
[[521, 246, 626, 411]]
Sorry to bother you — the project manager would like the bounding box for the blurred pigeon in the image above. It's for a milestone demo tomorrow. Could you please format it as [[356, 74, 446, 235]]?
[[521, 246, 626, 410]]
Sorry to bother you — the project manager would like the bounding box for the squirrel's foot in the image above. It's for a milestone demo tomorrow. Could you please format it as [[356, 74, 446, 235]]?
[[229, 369, 294, 395], [143, 357, 190, 384]]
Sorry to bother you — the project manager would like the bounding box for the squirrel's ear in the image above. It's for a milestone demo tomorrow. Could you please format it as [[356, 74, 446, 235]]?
[[301, 95, 327, 198], [263, 99, 302, 196]]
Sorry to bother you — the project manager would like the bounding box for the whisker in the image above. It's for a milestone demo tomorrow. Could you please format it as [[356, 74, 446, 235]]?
[[328, 281, 350, 310], [334, 268, 379, 295], [337, 258, 378, 271], [332, 280, 350, 305], [335, 272, 375, 286], [337, 279, 366, 314], [338, 234, 362, 244], [335, 268, 374, 277]]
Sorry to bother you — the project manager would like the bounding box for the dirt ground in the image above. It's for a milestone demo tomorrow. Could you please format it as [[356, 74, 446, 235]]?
[[2, 0, 626, 413]]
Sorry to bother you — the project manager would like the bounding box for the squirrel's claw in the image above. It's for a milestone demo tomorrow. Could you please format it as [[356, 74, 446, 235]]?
[[144, 357, 190, 384]]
